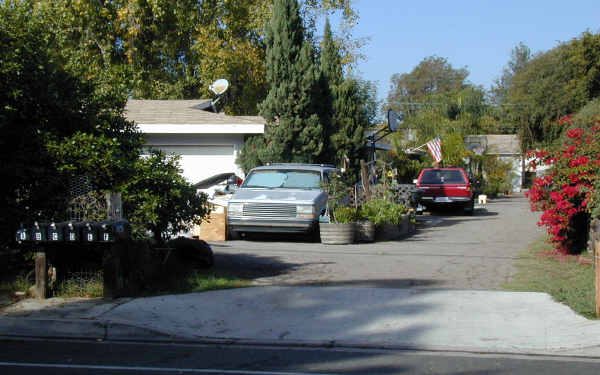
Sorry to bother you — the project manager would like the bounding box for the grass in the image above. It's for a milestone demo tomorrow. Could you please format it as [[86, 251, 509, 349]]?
[[0, 275, 33, 299], [54, 271, 104, 298], [502, 236, 596, 319], [186, 271, 251, 292]]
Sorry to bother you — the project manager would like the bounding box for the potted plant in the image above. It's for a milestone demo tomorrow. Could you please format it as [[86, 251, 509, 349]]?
[[319, 172, 357, 245], [360, 198, 407, 241], [320, 206, 358, 244]]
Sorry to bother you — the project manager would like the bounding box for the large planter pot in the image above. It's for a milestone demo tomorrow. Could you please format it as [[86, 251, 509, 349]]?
[[320, 222, 355, 245], [357, 220, 375, 243], [376, 223, 401, 241]]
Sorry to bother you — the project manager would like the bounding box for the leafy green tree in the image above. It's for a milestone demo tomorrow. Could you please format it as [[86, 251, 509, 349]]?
[[0, 0, 141, 247], [387, 55, 470, 109], [34, 0, 360, 115], [491, 42, 531, 106], [504, 32, 600, 148], [121, 150, 210, 243]]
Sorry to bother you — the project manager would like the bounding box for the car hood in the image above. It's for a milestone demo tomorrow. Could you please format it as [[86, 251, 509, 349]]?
[[230, 188, 324, 204]]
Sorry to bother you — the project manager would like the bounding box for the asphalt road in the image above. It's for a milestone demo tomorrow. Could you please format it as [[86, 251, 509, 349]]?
[[2, 338, 600, 375], [212, 194, 543, 290]]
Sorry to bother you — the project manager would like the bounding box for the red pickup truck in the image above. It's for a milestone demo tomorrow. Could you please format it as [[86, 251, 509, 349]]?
[[415, 167, 475, 215]]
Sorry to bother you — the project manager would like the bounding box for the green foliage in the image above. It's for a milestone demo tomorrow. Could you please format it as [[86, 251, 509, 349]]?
[[387, 55, 469, 106], [480, 156, 514, 197], [0, 1, 140, 247], [54, 271, 104, 298], [333, 206, 359, 224], [240, 0, 326, 167], [503, 32, 600, 149], [571, 98, 600, 131], [359, 198, 406, 226], [121, 150, 211, 243], [320, 171, 353, 223]]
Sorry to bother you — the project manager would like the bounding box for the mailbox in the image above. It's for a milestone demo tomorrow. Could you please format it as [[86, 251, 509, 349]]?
[[16, 227, 31, 242], [65, 222, 83, 242], [82, 222, 99, 242], [99, 221, 115, 242], [47, 222, 67, 242], [112, 220, 130, 241], [31, 222, 48, 242]]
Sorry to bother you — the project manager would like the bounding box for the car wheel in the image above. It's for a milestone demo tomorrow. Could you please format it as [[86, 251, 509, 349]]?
[[463, 200, 475, 216], [227, 227, 241, 240]]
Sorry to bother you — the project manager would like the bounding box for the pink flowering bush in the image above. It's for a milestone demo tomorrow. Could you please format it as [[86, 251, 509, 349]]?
[[526, 117, 600, 254]]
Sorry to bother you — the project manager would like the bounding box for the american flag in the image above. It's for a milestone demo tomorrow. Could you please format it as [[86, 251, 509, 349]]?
[[426, 137, 442, 163]]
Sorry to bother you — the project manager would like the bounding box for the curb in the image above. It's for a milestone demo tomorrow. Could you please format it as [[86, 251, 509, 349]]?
[[0, 317, 174, 342], [2, 317, 600, 359]]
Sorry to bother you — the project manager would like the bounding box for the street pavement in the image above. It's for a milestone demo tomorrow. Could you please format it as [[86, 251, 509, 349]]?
[[2, 286, 600, 357]]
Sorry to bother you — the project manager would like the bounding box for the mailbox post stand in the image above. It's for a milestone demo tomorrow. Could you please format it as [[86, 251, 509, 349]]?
[[34, 249, 47, 299]]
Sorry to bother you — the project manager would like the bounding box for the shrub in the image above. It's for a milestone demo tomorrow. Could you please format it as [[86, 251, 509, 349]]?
[[332, 207, 359, 224], [121, 150, 211, 243], [526, 117, 600, 253], [360, 198, 406, 226]]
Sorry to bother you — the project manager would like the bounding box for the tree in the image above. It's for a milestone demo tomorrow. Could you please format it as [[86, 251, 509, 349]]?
[[33, 0, 360, 115], [503, 32, 600, 148], [491, 42, 531, 106], [387, 55, 469, 109], [240, 0, 326, 167], [0, 0, 141, 246], [121, 150, 210, 243]]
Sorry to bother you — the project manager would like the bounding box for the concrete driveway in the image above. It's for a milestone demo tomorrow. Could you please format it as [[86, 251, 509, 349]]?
[[211, 194, 544, 290]]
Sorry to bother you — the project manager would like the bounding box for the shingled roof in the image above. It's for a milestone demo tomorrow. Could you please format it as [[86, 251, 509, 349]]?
[[125, 99, 265, 125], [485, 134, 520, 155]]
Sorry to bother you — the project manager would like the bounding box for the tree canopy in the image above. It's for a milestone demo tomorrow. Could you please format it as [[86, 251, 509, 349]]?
[[497, 32, 600, 149], [0, 0, 141, 245], [387, 55, 470, 108]]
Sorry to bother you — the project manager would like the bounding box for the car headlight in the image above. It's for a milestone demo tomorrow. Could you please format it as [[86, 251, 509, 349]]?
[[228, 202, 244, 216], [296, 205, 315, 219]]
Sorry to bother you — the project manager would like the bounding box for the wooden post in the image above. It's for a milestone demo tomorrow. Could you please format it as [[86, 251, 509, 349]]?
[[360, 159, 371, 200], [35, 249, 47, 299], [103, 243, 123, 299]]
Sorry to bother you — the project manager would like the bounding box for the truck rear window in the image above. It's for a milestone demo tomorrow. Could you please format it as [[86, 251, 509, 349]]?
[[420, 170, 466, 184]]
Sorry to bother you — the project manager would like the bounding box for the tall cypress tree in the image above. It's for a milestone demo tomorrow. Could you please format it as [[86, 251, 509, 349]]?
[[320, 18, 366, 181], [256, 0, 325, 164]]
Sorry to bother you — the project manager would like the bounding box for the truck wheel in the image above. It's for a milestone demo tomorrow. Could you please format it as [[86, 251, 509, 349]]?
[[463, 200, 475, 216]]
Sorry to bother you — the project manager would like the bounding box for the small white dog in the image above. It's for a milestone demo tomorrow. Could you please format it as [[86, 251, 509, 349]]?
[[478, 194, 488, 205]]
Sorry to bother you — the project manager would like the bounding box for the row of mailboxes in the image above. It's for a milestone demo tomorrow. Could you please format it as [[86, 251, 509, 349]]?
[[16, 221, 130, 243]]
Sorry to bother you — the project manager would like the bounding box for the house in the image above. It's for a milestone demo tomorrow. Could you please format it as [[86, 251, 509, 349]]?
[[482, 134, 527, 192], [125, 100, 265, 184]]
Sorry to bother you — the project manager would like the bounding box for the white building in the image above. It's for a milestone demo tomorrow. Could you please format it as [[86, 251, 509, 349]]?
[[125, 99, 265, 184]]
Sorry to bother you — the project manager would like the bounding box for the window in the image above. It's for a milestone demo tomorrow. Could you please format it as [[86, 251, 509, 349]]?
[[242, 170, 321, 189], [420, 170, 466, 184]]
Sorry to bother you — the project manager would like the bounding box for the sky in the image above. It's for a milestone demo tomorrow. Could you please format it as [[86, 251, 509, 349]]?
[[343, 0, 600, 105]]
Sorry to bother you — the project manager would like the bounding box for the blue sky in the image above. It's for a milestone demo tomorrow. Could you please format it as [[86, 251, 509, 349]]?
[[344, 0, 600, 104]]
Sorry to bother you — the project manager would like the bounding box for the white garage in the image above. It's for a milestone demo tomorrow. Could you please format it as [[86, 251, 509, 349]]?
[[125, 100, 265, 184]]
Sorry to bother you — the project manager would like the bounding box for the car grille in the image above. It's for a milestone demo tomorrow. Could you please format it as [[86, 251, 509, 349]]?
[[243, 203, 297, 218]]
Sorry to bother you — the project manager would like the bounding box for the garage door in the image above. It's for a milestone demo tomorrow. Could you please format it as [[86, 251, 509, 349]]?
[[156, 145, 235, 184]]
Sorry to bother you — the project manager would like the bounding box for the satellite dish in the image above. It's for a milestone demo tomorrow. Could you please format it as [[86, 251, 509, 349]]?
[[209, 79, 229, 96], [387, 110, 403, 132]]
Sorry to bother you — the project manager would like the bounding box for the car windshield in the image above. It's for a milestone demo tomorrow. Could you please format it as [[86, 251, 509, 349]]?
[[420, 170, 466, 184], [242, 170, 321, 189]]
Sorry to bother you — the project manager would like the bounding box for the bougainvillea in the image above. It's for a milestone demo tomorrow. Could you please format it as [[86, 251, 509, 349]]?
[[526, 117, 600, 254]]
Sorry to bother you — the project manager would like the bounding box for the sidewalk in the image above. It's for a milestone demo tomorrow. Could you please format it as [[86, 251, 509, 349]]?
[[2, 286, 600, 357]]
